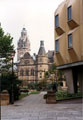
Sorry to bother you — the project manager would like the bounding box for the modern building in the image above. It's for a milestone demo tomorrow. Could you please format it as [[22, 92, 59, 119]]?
[[17, 28, 54, 86], [54, 0, 83, 93]]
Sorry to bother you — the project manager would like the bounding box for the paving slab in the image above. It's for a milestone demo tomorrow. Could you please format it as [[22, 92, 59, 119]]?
[[1, 92, 83, 120]]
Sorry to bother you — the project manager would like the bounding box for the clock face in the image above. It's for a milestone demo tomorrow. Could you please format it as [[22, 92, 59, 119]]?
[[24, 60, 29, 65]]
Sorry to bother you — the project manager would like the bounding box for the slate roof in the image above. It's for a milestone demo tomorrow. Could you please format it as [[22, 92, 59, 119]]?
[[48, 50, 54, 63], [23, 52, 31, 59], [38, 41, 46, 55]]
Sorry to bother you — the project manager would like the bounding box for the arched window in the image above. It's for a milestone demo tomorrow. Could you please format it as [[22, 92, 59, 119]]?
[[40, 58, 42, 62], [26, 70, 29, 76], [31, 69, 34, 76], [20, 69, 24, 76], [40, 72, 42, 78]]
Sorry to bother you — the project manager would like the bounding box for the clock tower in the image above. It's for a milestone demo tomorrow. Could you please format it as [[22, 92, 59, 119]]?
[[17, 28, 30, 61]]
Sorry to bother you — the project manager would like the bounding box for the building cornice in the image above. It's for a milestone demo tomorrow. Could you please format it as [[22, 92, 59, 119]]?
[[57, 61, 83, 70]]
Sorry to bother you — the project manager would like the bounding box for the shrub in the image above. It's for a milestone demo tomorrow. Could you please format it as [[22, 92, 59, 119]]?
[[0, 72, 21, 102], [27, 82, 37, 90], [43, 94, 47, 99]]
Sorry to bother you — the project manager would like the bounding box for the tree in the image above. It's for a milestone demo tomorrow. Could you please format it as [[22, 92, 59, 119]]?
[[44, 63, 64, 90], [0, 26, 21, 102], [0, 26, 14, 72], [0, 72, 21, 101], [48, 63, 56, 74]]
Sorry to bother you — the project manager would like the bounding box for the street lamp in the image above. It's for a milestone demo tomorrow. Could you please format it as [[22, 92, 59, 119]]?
[[11, 50, 15, 104]]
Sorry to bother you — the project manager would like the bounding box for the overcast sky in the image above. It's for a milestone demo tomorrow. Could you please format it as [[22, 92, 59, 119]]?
[[0, 0, 64, 61]]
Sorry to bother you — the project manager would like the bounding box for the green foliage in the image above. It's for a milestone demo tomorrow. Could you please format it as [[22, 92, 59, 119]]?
[[30, 91, 40, 94], [0, 27, 4, 37], [58, 81, 63, 86], [19, 93, 28, 100], [48, 63, 56, 74], [0, 27, 14, 58], [56, 91, 83, 100], [43, 94, 47, 99], [0, 26, 14, 72], [37, 79, 47, 91], [43, 91, 83, 100], [44, 71, 49, 78], [27, 79, 48, 91], [0, 72, 21, 101], [46, 83, 53, 90], [58, 70, 64, 81], [28, 82, 37, 90]]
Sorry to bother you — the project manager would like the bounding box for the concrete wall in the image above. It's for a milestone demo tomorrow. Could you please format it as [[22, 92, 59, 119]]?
[[54, 0, 83, 94], [54, 0, 83, 66], [64, 69, 74, 93]]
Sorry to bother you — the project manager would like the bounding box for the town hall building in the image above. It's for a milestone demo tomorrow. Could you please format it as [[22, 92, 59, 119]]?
[[17, 28, 54, 86]]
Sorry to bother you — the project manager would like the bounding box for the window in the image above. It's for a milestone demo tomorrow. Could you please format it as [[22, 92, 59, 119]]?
[[40, 72, 42, 75], [55, 40, 59, 52], [40, 58, 42, 62], [40, 65, 42, 67], [40, 76, 42, 78], [35, 70, 37, 76], [20, 69, 24, 76], [55, 15, 59, 28], [24, 60, 29, 65], [31, 69, 34, 76], [68, 6, 72, 21], [26, 70, 29, 76], [40, 73, 42, 78], [68, 34, 72, 48], [24, 60, 27, 65]]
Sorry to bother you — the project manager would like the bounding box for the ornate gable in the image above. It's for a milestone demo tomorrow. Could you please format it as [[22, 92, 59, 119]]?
[[23, 52, 31, 59]]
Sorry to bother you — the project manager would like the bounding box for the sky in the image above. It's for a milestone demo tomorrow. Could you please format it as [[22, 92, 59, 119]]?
[[0, 0, 64, 61]]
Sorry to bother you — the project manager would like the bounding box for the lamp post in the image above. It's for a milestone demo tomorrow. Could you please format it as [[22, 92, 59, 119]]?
[[11, 50, 15, 104]]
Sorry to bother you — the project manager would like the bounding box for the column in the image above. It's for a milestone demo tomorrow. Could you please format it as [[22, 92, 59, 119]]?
[[64, 69, 74, 93], [78, 68, 83, 93]]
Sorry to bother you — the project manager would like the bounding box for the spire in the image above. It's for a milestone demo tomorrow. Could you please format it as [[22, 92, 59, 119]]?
[[17, 27, 30, 61], [38, 41, 46, 55], [21, 27, 27, 37]]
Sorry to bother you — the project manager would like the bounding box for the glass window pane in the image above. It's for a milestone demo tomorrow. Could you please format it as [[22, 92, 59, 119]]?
[[55, 15, 59, 27], [20, 69, 24, 76], [68, 34, 72, 48], [56, 40, 59, 52], [68, 6, 72, 21], [26, 70, 29, 76]]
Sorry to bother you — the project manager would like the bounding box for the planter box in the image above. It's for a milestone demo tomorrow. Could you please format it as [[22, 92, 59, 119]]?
[[0, 90, 10, 106], [46, 91, 56, 104]]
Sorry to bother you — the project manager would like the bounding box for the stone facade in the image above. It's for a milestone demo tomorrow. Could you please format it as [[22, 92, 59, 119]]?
[[17, 28, 54, 86], [17, 28, 30, 61]]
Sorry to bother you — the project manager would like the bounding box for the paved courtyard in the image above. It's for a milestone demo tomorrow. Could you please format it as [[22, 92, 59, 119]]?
[[1, 92, 83, 120]]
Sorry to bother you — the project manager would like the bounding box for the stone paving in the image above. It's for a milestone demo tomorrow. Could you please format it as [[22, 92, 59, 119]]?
[[1, 92, 83, 120]]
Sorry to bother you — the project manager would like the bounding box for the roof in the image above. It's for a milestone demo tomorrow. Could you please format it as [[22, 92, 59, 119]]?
[[23, 52, 31, 59], [48, 51, 54, 63], [48, 51, 54, 58], [38, 41, 46, 55]]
